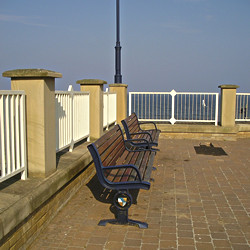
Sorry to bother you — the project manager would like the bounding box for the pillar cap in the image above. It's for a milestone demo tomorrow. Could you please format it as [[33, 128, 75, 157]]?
[[109, 83, 128, 88], [2, 69, 62, 78], [76, 79, 107, 85], [218, 84, 239, 89]]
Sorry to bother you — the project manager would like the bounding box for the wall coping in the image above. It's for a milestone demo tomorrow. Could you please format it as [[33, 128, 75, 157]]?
[[218, 84, 239, 89], [2, 69, 62, 79], [76, 79, 107, 85], [109, 83, 128, 88]]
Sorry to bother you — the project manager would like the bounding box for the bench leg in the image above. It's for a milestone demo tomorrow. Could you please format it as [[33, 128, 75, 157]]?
[[97, 191, 148, 229], [98, 209, 148, 229]]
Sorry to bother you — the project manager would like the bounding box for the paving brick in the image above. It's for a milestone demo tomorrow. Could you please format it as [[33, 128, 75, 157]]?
[[122, 247, 140, 250], [178, 246, 196, 250], [141, 236, 159, 244], [159, 240, 177, 248], [160, 233, 177, 241], [229, 236, 248, 244], [178, 230, 194, 238], [124, 238, 142, 247], [178, 237, 195, 246], [105, 241, 124, 249], [85, 244, 104, 250], [143, 229, 160, 237], [195, 242, 214, 250], [88, 236, 107, 245], [141, 243, 159, 250], [231, 244, 250, 250], [160, 226, 176, 234], [210, 232, 228, 239], [195, 234, 212, 243], [68, 238, 88, 247], [108, 232, 126, 242], [213, 239, 231, 248]]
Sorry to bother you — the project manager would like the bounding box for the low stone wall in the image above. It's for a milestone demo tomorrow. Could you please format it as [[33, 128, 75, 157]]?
[[141, 123, 250, 141], [0, 143, 95, 249]]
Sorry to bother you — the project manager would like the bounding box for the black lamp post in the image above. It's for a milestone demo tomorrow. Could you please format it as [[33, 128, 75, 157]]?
[[114, 0, 122, 83]]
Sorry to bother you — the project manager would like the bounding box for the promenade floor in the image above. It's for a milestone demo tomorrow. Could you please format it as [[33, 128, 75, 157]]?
[[29, 135, 250, 250]]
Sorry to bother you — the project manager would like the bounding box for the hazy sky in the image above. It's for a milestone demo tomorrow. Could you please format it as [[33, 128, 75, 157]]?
[[0, 0, 249, 92]]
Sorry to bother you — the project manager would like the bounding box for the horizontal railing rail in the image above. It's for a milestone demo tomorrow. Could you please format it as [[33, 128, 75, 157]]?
[[0, 90, 27, 183], [103, 90, 117, 129], [55, 86, 90, 152], [129, 90, 219, 125], [235, 93, 250, 121]]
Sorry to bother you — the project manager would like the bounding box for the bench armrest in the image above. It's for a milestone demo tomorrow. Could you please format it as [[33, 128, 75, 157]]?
[[125, 138, 151, 151], [138, 121, 158, 130], [104, 164, 143, 181], [130, 132, 154, 143]]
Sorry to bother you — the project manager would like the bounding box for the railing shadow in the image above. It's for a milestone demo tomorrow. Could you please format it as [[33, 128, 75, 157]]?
[[55, 98, 66, 151]]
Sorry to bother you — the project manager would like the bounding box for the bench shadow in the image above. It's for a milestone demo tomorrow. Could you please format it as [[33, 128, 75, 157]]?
[[86, 174, 139, 216], [194, 143, 228, 156]]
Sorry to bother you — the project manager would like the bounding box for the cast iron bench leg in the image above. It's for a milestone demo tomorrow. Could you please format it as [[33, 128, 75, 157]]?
[[98, 210, 148, 229], [98, 191, 148, 229]]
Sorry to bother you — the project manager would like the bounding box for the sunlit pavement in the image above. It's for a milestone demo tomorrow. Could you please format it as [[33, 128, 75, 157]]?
[[30, 136, 250, 250]]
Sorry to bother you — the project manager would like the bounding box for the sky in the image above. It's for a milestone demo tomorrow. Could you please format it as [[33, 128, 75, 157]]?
[[0, 0, 250, 93]]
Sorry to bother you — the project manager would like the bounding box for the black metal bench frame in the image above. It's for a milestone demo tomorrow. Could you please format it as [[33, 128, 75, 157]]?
[[121, 112, 161, 149], [87, 124, 156, 228]]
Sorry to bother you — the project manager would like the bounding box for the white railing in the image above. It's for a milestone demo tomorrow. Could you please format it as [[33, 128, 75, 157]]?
[[103, 90, 117, 129], [0, 91, 27, 183], [129, 90, 219, 125], [236, 93, 250, 121], [55, 86, 90, 152]]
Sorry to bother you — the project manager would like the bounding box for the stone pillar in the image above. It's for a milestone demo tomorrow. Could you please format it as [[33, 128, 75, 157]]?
[[218, 84, 239, 127], [76, 79, 106, 140], [109, 83, 128, 123], [2, 69, 62, 178]]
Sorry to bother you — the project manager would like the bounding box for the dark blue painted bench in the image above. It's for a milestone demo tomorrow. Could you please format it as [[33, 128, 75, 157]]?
[[121, 112, 161, 149], [87, 124, 156, 228]]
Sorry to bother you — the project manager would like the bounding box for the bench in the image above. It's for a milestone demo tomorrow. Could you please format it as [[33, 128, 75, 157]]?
[[121, 112, 161, 149], [87, 124, 156, 228]]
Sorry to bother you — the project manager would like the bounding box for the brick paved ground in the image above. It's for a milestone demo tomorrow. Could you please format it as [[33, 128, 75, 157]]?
[[30, 136, 250, 250]]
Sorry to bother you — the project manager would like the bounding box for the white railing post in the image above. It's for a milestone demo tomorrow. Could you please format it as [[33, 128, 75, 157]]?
[[170, 90, 177, 125], [110, 92, 117, 125], [103, 89, 109, 130], [215, 93, 219, 126], [68, 85, 74, 152], [129, 92, 132, 116], [106, 89, 110, 130]]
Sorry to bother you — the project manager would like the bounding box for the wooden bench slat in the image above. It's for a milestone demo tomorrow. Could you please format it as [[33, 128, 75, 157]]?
[[97, 128, 122, 154], [139, 150, 151, 177], [119, 151, 141, 182], [143, 154, 155, 181], [127, 151, 145, 182]]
